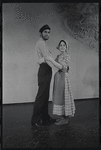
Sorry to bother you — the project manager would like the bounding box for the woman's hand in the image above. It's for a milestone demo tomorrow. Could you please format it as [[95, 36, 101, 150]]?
[[66, 55, 70, 62]]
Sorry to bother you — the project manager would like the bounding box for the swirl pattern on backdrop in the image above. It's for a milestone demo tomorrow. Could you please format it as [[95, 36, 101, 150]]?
[[55, 3, 99, 53]]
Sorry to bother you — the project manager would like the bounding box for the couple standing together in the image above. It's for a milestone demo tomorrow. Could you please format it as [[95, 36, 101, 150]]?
[[31, 24, 75, 127]]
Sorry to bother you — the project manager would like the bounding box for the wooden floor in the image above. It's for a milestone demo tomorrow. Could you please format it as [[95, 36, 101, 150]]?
[[2, 99, 99, 148]]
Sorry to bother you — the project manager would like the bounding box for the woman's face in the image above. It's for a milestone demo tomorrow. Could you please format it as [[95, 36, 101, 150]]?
[[59, 41, 67, 52]]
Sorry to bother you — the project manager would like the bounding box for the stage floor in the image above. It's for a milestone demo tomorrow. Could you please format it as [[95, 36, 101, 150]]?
[[2, 99, 99, 148]]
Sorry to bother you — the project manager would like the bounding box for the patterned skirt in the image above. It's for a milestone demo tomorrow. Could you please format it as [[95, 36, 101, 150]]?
[[53, 70, 75, 116]]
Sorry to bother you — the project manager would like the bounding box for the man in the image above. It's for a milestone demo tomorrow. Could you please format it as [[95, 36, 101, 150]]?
[[31, 24, 63, 127]]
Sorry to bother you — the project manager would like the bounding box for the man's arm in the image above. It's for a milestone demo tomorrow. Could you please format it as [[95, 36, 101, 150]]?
[[46, 56, 62, 69], [39, 42, 62, 69]]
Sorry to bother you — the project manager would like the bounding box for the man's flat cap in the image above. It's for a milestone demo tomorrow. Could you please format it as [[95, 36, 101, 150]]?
[[39, 24, 51, 33]]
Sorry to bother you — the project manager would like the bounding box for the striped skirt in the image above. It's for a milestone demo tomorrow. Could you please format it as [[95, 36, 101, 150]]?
[[53, 71, 75, 117]]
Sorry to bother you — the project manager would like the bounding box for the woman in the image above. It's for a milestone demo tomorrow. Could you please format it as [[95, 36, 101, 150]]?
[[52, 40, 76, 125]]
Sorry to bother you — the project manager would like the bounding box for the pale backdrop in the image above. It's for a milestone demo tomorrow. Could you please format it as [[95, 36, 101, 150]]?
[[3, 3, 99, 104]]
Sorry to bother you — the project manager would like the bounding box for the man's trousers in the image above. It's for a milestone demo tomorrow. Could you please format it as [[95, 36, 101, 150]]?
[[31, 63, 52, 125]]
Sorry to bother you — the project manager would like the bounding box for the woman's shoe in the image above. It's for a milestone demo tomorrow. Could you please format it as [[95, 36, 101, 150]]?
[[55, 118, 69, 125]]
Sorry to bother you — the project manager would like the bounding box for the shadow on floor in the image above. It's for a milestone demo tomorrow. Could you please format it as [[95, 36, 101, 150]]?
[[2, 99, 99, 148]]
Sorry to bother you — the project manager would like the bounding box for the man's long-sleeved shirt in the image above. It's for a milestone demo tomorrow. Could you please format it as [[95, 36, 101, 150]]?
[[35, 38, 51, 65]]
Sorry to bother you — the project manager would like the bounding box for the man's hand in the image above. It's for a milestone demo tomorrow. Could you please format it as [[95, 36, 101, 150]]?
[[62, 66, 69, 72], [67, 66, 69, 71]]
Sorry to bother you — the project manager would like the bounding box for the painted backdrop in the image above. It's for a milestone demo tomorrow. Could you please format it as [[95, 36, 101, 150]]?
[[3, 3, 99, 104]]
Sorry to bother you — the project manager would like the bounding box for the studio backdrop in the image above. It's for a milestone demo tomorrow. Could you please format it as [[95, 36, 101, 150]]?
[[3, 3, 99, 104]]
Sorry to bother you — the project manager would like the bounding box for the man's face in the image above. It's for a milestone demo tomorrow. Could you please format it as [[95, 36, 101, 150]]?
[[41, 29, 50, 40]]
